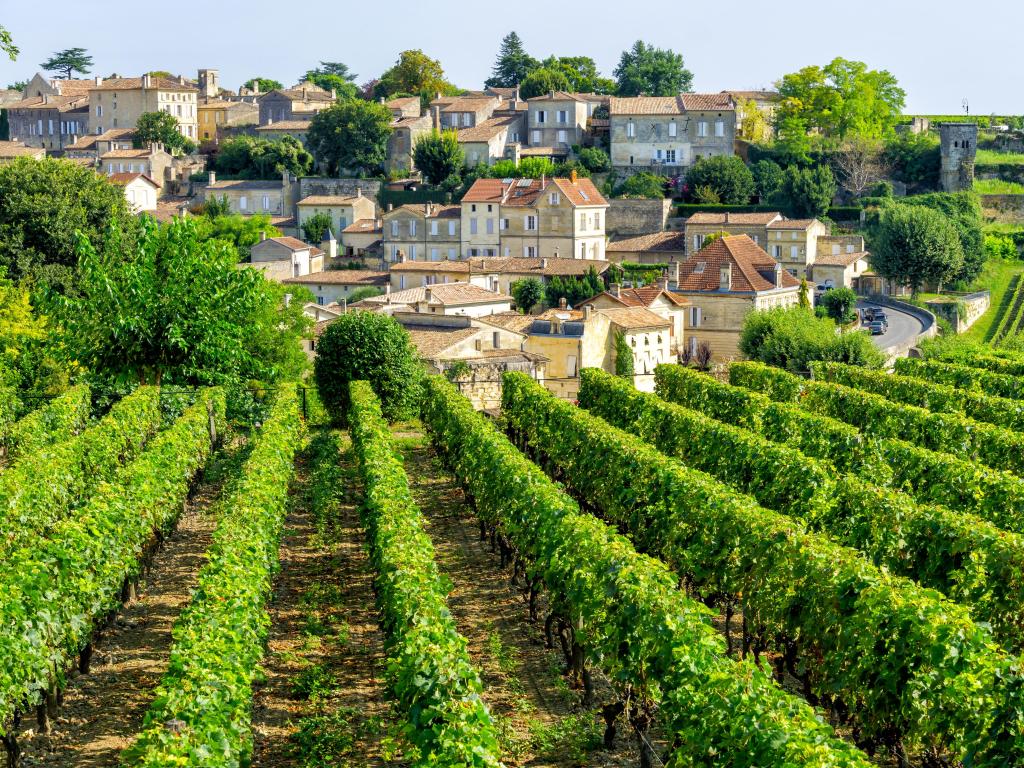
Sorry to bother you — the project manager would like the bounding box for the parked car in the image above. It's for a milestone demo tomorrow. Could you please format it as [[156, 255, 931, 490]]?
[[873, 311, 889, 327], [862, 305, 880, 322], [868, 320, 887, 335]]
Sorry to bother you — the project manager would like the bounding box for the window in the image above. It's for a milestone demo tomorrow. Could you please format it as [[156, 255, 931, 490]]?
[[715, 120, 725, 137], [493, 332, 501, 349], [37, 119, 42, 135], [409, 219, 417, 236], [753, 235, 759, 244], [580, 242, 586, 258], [486, 218, 494, 234], [689, 307, 702, 327], [47, 119, 53, 135], [430, 247, 440, 260], [262, 195, 270, 211], [525, 215, 537, 231], [557, 129, 567, 144], [531, 130, 541, 144], [772, 245, 782, 258], [448, 221, 456, 236], [462, 112, 471, 127], [693, 234, 702, 251], [549, 192, 560, 205], [391, 221, 399, 237], [665, 149, 676, 163], [594, 212, 602, 230], [409, 245, 417, 260], [557, 110, 568, 123], [791, 232, 798, 240], [697, 121, 707, 137], [471, 204, 477, 212], [448, 247, 457, 260], [832, 243, 841, 255], [689, 336, 698, 355], [239, 196, 248, 211], [579, 213, 586, 230], [524, 245, 537, 257], [96, 105, 103, 117], [487, 204, 493, 212], [668, 121, 677, 138], [470, 218, 478, 235], [566, 355, 578, 377], [626, 120, 635, 138], [791, 245, 799, 260], [430, 221, 438, 235], [537, 110, 546, 124]]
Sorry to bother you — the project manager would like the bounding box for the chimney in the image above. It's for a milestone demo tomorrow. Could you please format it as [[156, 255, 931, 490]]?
[[356, 187, 362, 198], [513, 86, 521, 101], [549, 90, 555, 98], [551, 317, 562, 334], [426, 200, 433, 217], [387, 203, 394, 212], [570, 169, 578, 184], [672, 260, 680, 287], [94, 76, 104, 86], [431, 104, 441, 130], [322, 228, 337, 259], [341, 298, 348, 313], [379, 96, 386, 104], [424, 286, 432, 303], [559, 297, 567, 309], [584, 304, 593, 321], [208, 170, 217, 184], [774, 262, 783, 288], [178, 74, 187, 85], [282, 169, 291, 187], [658, 272, 668, 290], [611, 282, 621, 298], [259, 230, 266, 241], [540, 257, 548, 269], [720, 262, 732, 292]]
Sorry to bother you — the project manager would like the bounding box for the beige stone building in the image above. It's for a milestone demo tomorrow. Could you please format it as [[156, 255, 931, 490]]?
[[579, 285, 688, 354], [340, 219, 383, 259], [254, 120, 311, 145], [296, 193, 376, 237], [765, 218, 830, 279], [198, 99, 258, 142], [606, 231, 687, 264], [609, 93, 736, 174], [0, 140, 46, 163], [284, 269, 389, 305], [89, 75, 199, 142], [673, 235, 801, 360], [109, 172, 159, 212], [684, 211, 782, 254], [382, 203, 462, 264], [5, 94, 89, 151], [457, 115, 524, 167], [202, 171, 298, 217], [429, 95, 500, 130], [460, 175, 609, 260], [249, 234, 324, 280], [384, 97, 433, 174], [525, 91, 589, 153], [387, 256, 610, 295], [258, 83, 334, 125], [100, 146, 172, 186]]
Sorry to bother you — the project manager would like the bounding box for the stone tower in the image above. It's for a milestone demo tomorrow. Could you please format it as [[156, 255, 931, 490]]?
[[939, 122, 977, 192], [197, 69, 220, 99]]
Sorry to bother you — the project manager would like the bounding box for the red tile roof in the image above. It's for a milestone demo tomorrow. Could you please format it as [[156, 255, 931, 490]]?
[[813, 251, 869, 267], [108, 172, 158, 187], [767, 219, 822, 230], [284, 270, 388, 286], [609, 93, 735, 116], [92, 76, 197, 92], [676, 235, 801, 293], [580, 287, 688, 308], [607, 231, 688, 253], [461, 177, 606, 207], [686, 212, 782, 225]]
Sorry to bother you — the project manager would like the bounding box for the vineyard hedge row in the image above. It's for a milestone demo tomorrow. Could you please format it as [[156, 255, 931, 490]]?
[[505, 371, 1023, 764], [350, 380, 502, 767], [5, 383, 90, 463], [896, 357, 1024, 401]]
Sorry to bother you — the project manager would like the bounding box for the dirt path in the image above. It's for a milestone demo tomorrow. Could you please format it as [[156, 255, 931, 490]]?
[[251, 432, 393, 768], [394, 428, 640, 768], [17, 441, 247, 768]]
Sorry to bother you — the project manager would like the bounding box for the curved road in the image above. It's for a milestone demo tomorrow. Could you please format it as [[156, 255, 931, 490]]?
[[856, 300, 927, 352]]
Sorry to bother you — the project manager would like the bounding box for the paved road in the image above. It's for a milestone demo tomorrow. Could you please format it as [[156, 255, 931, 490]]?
[[857, 300, 927, 351]]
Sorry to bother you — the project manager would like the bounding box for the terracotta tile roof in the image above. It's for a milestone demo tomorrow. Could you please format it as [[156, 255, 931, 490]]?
[[723, 90, 781, 103], [676, 235, 801, 293], [386, 96, 421, 112], [284, 270, 388, 286], [588, 118, 610, 128], [100, 149, 157, 159], [8, 94, 89, 111], [433, 95, 498, 113], [813, 251, 869, 267], [389, 260, 470, 273], [461, 177, 606, 207], [64, 135, 99, 150], [206, 179, 283, 190], [686, 211, 782, 225], [496, 100, 528, 112], [342, 218, 382, 234], [269, 86, 334, 102], [607, 231, 688, 253], [392, 115, 430, 129], [363, 282, 511, 306], [767, 218, 821, 230], [526, 91, 589, 102], [457, 115, 520, 142], [255, 120, 310, 131], [477, 311, 536, 333], [467, 257, 610, 277], [298, 195, 366, 206], [0, 141, 44, 158], [92, 76, 197, 92], [609, 93, 734, 115], [96, 128, 137, 142], [51, 78, 94, 97], [108, 172, 158, 187], [389, 203, 460, 219], [260, 236, 316, 251], [487, 87, 520, 98], [596, 306, 671, 330], [405, 326, 481, 358], [581, 287, 688, 308]]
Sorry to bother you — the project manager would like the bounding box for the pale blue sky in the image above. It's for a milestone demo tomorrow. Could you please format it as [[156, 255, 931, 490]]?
[[1, 0, 1019, 115]]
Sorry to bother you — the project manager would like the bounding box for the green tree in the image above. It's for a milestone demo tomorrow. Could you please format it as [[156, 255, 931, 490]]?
[[613, 40, 692, 97], [347, 286, 383, 303], [40, 47, 93, 79], [485, 32, 538, 88], [577, 146, 610, 173], [307, 100, 393, 176], [798, 278, 811, 310], [819, 286, 858, 324], [773, 165, 836, 218], [0, 157, 137, 289], [302, 62, 359, 100], [374, 49, 455, 104], [53, 217, 308, 386], [134, 111, 195, 154], [869, 203, 965, 295], [883, 131, 941, 187], [518, 67, 572, 100], [511, 278, 543, 314], [1, 25, 17, 60], [685, 155, 756, 204], [538, 55, 615, 94], [737, 98, 771, 143], [740, 307, 883, 372], [773, 115, 812, 166], [614, 331, 634, 378], [313, 311, 422, 422], [775, 58, 905, 140], [898, 191, 984, 284], [751, 159, 785, 202], [212, 135, 313, 179], [615, 171, 666, 199], [412, 129, 464, 185], [243, 77, 283, 93], [544, 267, 603, 307], [301, 212, 333, 244], [193, 212, 281, 261]]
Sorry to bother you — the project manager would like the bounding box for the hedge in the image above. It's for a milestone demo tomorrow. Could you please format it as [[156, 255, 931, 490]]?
[[504, 370, 1023, 764], [350, 380, 501, 767], [125, 387, 298, 767], [895, 357, 1024, 401], [811, 361, 1024, 432], [583, 367, 1024, 651], [0, 389, 225, 750], [422, 374, 873, 768], [0, 386, 161, 558], [4, 383, 91, 463]]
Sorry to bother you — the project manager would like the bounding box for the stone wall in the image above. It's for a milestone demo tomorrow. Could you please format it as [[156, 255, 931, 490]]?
[[980, 194, 1024, 217], [607, 198, 672, 235], [297, 177, 382, 200], [925, 290, 991, 333]]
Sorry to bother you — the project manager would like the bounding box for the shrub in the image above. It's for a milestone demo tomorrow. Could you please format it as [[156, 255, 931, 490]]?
[[576, 146, 610, 173], [818, 286, 858, 324], [615, 171, 666, 199], [301, 212, 333, 244], [685, 155, 755, 205], [739, 307, 883, 372]]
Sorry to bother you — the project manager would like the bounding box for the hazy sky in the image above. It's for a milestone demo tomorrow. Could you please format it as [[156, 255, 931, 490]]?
[[1, 0, 1019, 115]]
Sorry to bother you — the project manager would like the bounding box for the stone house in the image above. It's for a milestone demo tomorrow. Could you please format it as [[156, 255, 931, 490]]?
[[258, 84, 334, 125], [579, 284, 688, 354], [809, 252, 871, 290], [0, 140, 46, 163], [387, 255, 610, 295], [382, 203, 462, 264], [296, 193, 376, 238], [109, 172, 159, 212], [198, 99, 258, 142], [460, 174, 609, 260], [684, 211, 782, 254], [765, 218, 830, 279], [673, 234, 802, 360], [340, 219, 383, 259], [202, 170, 298, 217], [355, 282, 513, 317], [249, 234, 324, 279], [20, 73, 94, 100], [384, 97, 433, 174], [599, 307, 674, 391], [5, 93, 89, 151], [429, 95, 500, 130], [525, 91, 589, 151], [284, 269, 389, 305], [254, 120, 312, 146], [89, 75, 199, 142], [608, 93, 736, 174], [606, 231, 688, 264], [457, 115, 525, 167], [100, 146, 172, 187]]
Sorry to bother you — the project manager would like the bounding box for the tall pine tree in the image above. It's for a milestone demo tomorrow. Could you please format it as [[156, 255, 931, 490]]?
[[485, 32, 538, 89]]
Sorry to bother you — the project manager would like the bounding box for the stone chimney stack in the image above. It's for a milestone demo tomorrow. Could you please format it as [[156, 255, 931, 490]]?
[[570, 169, 578, 185], [259, 230, 266, 241], [431, 104, 441, 131], [540, 257, 548, 269], [584, 304, 593, 321], [142, 73, 153, 89], [322, 228, 337, 260], [94, 76, 104, 86], [720, 262, 733, 292], [671, 260, 680, 287], [774, 262, 783, 288], [559, 297, 567, 309], [611, 282, 621, 298], [356, 187, 362, 198]]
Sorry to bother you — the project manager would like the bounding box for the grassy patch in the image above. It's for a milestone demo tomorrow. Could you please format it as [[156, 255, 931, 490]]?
[[975, 178, 1024, 194], [528, 713, 605, 765], [977, 148, 1024, 167], [963, 259, 1024, 342]]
